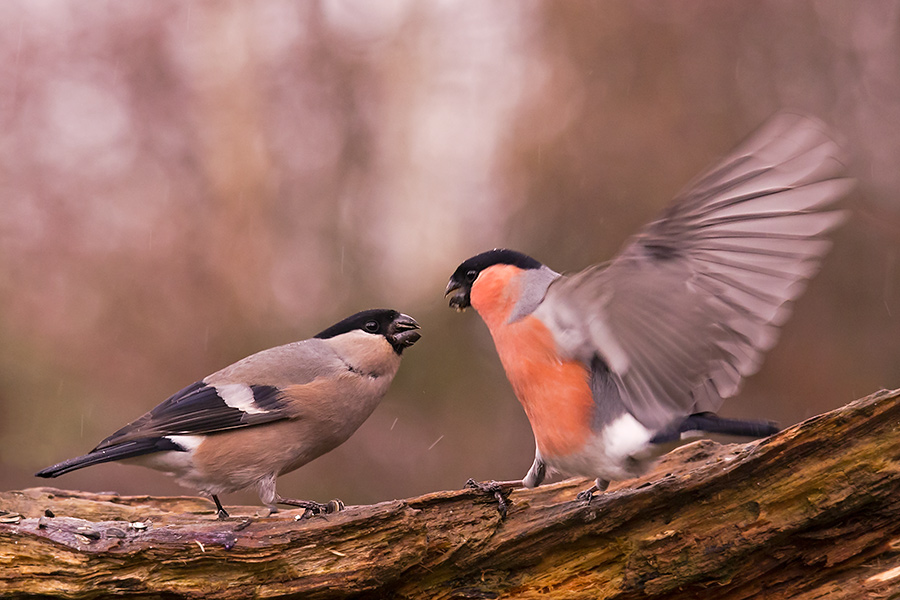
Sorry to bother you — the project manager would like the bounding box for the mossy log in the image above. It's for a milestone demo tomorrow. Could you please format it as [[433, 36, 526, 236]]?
[[3, 389, 900, 599]]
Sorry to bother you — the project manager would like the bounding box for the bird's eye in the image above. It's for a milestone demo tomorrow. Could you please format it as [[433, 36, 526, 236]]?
[[364, 320, 380, 333], [465, 269, 478, 282]]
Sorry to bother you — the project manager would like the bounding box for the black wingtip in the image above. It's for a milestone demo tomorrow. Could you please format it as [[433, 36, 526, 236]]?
[[34, 437, 185, 479], [683, 413, 780, 439], [35, 455, 96, 478]]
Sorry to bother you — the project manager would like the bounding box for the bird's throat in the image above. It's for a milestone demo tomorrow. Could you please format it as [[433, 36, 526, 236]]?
[[469, 264, 522, 328]]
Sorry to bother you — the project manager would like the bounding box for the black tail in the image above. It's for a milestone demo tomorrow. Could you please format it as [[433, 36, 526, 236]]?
[[35, 438, 182, 478], [650, 412, 779, 445]]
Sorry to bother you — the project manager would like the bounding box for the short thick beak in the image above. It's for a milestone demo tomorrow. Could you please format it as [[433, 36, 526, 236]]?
[[445, 279, 470, 311], [389, 314, 421, 350]]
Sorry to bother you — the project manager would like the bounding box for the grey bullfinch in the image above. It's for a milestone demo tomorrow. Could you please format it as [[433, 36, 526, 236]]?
[[445, 113, 853, 509], [36, 309, 421, 518]]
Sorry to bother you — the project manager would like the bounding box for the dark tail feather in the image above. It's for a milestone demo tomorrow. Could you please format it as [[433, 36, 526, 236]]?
[[651, 412, 779, 444], [35, 438, 182, 478]]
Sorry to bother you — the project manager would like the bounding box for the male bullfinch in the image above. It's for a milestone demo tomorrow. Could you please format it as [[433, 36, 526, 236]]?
[[36, 309, 421, 519], [445, 113, 853, 508]]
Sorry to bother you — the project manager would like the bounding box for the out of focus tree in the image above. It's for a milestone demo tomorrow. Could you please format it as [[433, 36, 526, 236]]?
[[1, 0, 898, 507]]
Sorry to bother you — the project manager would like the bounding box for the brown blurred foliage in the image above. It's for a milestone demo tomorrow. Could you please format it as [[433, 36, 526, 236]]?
[[1, 1, 899, 507]]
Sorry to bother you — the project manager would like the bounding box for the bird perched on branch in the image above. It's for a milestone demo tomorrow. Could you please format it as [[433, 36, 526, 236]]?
[[37, 309, 421, 519], [445, 113, 853, 513]]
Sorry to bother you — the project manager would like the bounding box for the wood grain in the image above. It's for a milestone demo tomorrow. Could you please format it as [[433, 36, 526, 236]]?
[[3, 388, 900, 599]]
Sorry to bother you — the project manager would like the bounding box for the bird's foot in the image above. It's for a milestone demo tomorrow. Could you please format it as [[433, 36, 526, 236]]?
[[277, 496, 345, 519], [575, 487, 597, 504], [576, 478, 610, 505], [465, 478, 515, 518], [321, 499, 345, 514]]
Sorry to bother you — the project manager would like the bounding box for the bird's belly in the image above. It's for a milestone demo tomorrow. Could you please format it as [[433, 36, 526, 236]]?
[[123, 449, 219, 493], [545, 412, 658, 481], [490, 316, 595, 459]]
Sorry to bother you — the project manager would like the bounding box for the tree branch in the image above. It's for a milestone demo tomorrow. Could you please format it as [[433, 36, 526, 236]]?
[[3, 389, 900, 599]]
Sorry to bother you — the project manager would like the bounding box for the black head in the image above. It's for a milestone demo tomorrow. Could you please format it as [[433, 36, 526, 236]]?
[[315, 309, 421, 354], [445, 249, 543, 310]]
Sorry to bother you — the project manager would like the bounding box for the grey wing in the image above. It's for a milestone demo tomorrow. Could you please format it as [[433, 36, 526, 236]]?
[[542, 112, 854, 430], [95, 338, 344, 447], [204, 337, 344, 390]]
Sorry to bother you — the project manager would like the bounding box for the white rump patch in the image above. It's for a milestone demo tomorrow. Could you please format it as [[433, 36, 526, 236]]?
[[603, 413, 653, 462], [216, 382, 268, 414], [129, 434, 204, 486], [549, 414, 656, 482]]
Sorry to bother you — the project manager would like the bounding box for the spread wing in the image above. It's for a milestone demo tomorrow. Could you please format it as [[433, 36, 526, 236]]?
[[543, 112, 854, 430], [94, 339, 341, 448]]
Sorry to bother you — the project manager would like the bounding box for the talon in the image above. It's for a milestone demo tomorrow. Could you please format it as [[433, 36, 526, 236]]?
[[464, 479, 511, 518], [276, 495, 341, 517], [494, 491, 509, 519], [576, 489, 595, 504], [576, 480, 607, 504]]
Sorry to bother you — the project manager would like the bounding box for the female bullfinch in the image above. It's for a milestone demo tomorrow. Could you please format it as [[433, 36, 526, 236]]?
[[37, 309, 421, 519], [446, 113, 853, 510]]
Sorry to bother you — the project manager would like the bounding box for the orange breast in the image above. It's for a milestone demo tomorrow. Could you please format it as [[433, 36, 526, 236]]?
[[471, 265, 594, 458]]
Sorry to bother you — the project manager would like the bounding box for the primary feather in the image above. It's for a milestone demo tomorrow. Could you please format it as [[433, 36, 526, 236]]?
[[541, 112, 852, 430]]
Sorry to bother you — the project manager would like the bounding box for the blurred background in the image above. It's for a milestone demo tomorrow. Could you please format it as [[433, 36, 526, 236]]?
[[2, 0, 899, 508]]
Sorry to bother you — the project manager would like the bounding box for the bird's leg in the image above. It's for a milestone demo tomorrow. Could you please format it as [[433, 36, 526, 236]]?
[[257, 476, 343, 518], [464, 479, 521, 518], [212, 495, 229, 520], [576, 478, 610, 504], [523, 455, 547, 488], [275, 494, 345, 518]]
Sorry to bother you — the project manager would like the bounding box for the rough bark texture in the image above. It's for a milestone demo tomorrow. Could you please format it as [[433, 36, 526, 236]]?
[[3, 389, 900, 599]]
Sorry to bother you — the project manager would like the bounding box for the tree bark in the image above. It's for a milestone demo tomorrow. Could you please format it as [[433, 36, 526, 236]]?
[[3, 388, 900, 599]]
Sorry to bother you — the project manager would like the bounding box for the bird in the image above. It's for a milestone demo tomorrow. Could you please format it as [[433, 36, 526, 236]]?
[[36, 309, 421, 519], [445, 112, 853, 511]]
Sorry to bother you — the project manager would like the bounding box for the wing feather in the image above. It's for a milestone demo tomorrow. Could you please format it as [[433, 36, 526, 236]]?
[[542, 112, 853, 430], [94, 338, 344, 447], [93, 383, 289, 449]]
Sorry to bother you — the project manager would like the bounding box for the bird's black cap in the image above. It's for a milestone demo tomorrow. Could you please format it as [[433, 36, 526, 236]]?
[[445, 249, 543, 309], [315, 309, 421, 354]]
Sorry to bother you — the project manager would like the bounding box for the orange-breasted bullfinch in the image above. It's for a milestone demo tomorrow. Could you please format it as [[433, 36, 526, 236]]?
[[445, 113, 853, 509], [36, 309, 421, 519]]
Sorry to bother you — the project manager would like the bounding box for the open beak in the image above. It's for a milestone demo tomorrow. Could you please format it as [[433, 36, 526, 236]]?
[[445, 279, 470, 311], [389, 314, 421, 350]]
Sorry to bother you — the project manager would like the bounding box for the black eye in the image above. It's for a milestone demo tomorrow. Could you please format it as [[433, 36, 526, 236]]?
[[465, 269, 478, 283], [364, 320, 380, 333]]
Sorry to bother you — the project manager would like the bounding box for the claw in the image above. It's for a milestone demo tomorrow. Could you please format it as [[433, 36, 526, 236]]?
[[576, 488, 595, 504], [576, 478, 610, 505], [465, 478, 511, 518], [277, 495, 345, 518]]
